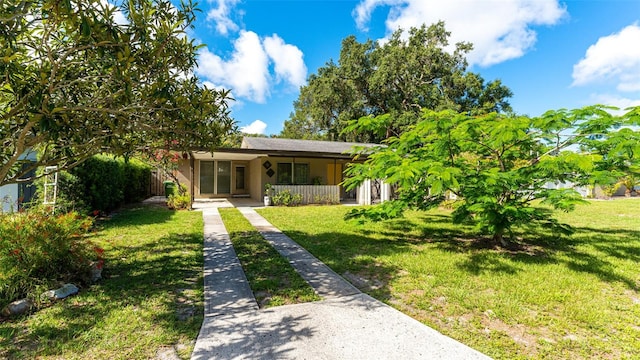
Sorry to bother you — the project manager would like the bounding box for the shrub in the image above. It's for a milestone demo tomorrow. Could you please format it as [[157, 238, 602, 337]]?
[[0, 208, 99, 309], [272, 190, 303, 206], [312, 194, 340, 205], [167, 184, 191, 210], [70, 155, 125, 212], [122, 158, 152, 204], [31, 171, 90, 214], [30, 155, 152, 214]]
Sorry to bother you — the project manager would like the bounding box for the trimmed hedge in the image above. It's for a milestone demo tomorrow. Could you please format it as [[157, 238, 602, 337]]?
[[70, 155, 152, 212], [33, 155, 152, 214]]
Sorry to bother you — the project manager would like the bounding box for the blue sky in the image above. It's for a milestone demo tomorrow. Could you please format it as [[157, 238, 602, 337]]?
[[188, 0, 640, 136]]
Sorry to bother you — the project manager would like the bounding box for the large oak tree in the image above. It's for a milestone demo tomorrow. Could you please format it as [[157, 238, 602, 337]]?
[[280, 22, 512, 142], [1, 0, 235, 186]]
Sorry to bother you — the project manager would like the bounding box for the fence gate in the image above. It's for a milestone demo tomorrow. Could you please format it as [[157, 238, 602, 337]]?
[[150, 169, 170, 196]]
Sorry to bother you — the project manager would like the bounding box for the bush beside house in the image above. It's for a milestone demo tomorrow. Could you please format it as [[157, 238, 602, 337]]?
[[34, 155, 152, 214]]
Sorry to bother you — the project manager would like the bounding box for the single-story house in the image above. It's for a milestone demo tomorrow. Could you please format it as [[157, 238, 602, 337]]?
[[174, 137, 390, 205]]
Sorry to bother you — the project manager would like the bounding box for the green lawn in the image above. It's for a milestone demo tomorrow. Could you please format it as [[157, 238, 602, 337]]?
[[218, 208, 320, 307], [257, 199, 640, 359], [0, 205, 204, 360]]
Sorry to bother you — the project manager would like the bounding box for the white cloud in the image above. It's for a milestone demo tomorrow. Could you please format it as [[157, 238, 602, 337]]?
[[353, 0, 566, 67], [572, 24, 640, 92], [263, 34, 307, 87], [240, 120, 267, 135], [588, 94, 640, 115], [206, 0, 241, 35], [197, 31, 270, 103], [196, 31, 307, 103], [353, 0, 405, 32]]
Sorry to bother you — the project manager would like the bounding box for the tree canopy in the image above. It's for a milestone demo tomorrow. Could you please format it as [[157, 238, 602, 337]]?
[[1, 0, 235, 186], [343, 106, 640, 245], [280, 22, 512, 142]]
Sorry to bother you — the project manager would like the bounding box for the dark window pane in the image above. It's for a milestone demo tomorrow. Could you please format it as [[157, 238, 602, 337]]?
[[277, 163, 292, 184], [294, 163, 309, 184], [200, 161, 214, 194]]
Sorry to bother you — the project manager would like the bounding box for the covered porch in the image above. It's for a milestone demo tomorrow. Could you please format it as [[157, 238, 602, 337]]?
[[175, 137, 387, 206]]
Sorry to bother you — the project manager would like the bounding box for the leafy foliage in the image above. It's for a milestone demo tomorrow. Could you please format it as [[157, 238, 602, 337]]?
[[280, 22, 512, 142], [32, 155, 152, 213], [1, 0, 235, 186], [167, 184, 191, 210], [343, 107, 638, 245], [0, 209, 98, 308], [271, 189, 303, 206]]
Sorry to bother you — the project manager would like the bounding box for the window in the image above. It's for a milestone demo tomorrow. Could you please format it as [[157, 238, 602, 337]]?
[[217, 161, 231, 194], [276, 163, 292, 185], [200, 160, 231, 194], [294, 163, 309, 184], [276, 162, 309, 185], [200, 161, 215, 193]]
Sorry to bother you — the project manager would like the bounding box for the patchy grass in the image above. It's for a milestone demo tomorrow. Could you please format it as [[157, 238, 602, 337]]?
[[218, 208, 320, 307], [257, 199, 640, 360], [0, 205, 204, 360]]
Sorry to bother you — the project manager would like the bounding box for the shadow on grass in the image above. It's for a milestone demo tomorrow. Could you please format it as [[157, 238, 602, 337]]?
[[102, 203, 178, 227], [0, 208, 204, 359], [278, 212, 640, 303], [279, 228, 419, 302]]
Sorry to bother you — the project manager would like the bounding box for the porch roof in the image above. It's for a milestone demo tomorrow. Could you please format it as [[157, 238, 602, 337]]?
[[190, 137, 380, 160], [241, 137, 378, 155]]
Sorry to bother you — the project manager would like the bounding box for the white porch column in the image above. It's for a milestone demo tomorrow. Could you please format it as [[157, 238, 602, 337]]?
[[380, 180, 391, 203], [357, 179, 372, 205]]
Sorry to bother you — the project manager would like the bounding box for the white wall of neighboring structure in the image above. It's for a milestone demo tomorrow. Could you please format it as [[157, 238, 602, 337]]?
[[0, 184, 19, 213], [543, 181, 592, 198], [0, 149, 38, 213]]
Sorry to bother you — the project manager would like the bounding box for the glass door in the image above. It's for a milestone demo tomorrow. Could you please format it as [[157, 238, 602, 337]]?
[[217, 161, 231, 194]]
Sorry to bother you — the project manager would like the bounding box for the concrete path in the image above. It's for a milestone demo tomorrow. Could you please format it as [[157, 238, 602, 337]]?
[[191, 205, 491, 360], [237, 207, 360, 299]]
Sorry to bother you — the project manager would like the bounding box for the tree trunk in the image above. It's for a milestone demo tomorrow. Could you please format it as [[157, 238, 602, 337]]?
[[493, 231, 509, 247]]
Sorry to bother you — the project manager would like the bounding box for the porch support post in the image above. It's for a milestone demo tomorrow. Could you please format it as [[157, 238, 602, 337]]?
[[380, 180, 390, 203], [189, 152, 195, 209], [357, 179, 371, 205]]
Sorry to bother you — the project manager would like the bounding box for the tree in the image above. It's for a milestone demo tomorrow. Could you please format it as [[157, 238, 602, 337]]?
[[1, 0, 235, 186], [280, 22, 512, 142], [342, 106, 629, 246], [577, 106, 640, 196]]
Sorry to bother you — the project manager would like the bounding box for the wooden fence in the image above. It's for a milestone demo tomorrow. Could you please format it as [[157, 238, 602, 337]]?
[[272, 185, 340, 205], [150, 169, 170, 196]]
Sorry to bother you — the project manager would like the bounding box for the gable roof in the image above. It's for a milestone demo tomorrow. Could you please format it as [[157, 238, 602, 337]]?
[[241, 137, 378, 155]]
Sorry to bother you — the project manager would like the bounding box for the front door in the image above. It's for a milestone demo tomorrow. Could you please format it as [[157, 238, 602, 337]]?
[[235, 166, 246, 193]]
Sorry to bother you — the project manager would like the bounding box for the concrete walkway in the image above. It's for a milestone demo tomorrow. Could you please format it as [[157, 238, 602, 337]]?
[[191, 206, 491, 360]]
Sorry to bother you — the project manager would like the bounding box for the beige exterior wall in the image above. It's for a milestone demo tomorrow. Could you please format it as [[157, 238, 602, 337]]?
[[263, 157, 351, 185], [179, 155, 357, 201], [249, 158, 263, 202], [175, 159, 192, 193]]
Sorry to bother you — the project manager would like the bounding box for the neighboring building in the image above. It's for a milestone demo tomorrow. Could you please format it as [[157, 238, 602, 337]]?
[[175, 137, 390, 205], [0, 150, 37, 213]]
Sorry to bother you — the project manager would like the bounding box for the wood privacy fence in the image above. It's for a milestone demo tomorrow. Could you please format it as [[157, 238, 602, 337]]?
[[150, 169, 170, 196], [272, 185, 340, 205]]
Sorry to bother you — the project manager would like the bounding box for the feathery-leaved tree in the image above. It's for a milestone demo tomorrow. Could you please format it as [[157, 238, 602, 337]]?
[[343, 106, 639, 246]]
